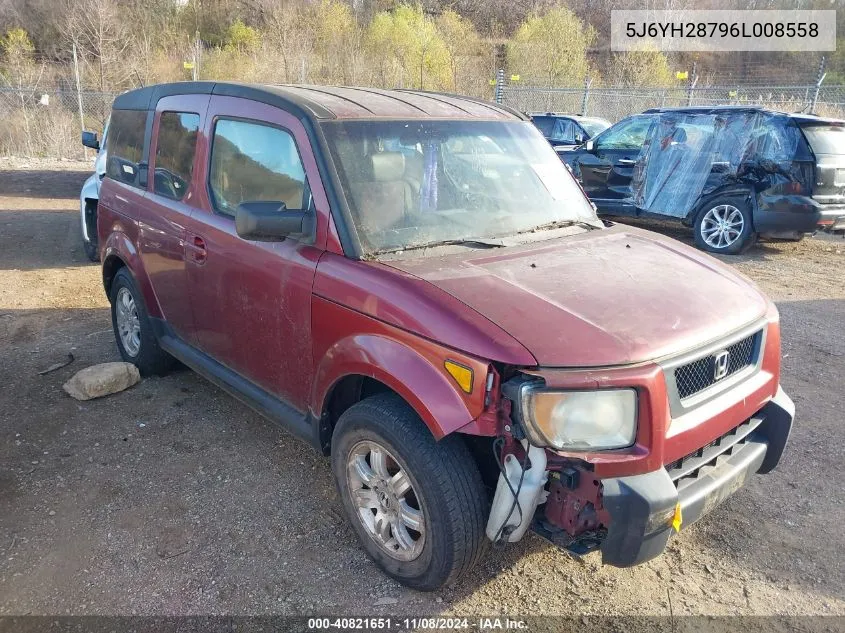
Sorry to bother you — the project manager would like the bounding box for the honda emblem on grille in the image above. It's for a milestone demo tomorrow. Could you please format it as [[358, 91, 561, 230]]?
[[713, 350, 730, 381]]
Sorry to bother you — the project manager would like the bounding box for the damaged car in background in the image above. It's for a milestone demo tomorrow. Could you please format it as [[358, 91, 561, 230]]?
[[562, 106, 845, 254], [97, 82, 795, 591]]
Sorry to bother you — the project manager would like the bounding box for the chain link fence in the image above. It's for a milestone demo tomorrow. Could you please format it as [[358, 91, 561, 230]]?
[[500, 83, 845, 123], [2, 82, 845, 159], [0, 88, 114, 159]]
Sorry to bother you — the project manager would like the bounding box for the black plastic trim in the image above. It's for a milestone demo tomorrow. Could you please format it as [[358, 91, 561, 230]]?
[[600, 386, 794, 567], [601, 469, 676, 567], [113, 82, 216, 111], [150, 318, 321, 451], [211, 83, 335, 120]]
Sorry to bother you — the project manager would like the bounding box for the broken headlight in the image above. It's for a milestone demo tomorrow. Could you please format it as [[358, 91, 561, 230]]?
[[506, 378, 637, 451]]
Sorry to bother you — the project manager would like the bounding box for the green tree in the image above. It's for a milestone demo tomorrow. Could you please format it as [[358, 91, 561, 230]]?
[[310, 0, 361, 84], [366, 4, 449, 90], [507, 7, 595, 87], [436, 9, 481, 92], [0, 27, 35, 81], [224, 18, 260, 54], [608, 43, 674, 88], [827, 39, 845, 84]]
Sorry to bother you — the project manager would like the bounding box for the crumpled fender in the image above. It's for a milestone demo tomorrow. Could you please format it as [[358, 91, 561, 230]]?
[[311, 298, 490, 440]]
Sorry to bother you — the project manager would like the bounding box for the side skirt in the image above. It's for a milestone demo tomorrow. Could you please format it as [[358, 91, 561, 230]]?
[[151, 319, 321, 451]]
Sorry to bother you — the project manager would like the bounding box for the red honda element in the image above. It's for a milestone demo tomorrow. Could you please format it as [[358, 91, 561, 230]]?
[[98, 82, 794, 590]]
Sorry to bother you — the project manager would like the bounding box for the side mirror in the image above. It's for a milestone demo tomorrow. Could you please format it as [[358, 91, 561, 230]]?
[[236, 201, 309, 241], [585, 140, 595, 152], [81, 130, 100, 150]]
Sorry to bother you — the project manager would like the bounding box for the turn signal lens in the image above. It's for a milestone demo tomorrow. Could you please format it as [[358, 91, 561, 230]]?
[[444, 361, 473, 393]]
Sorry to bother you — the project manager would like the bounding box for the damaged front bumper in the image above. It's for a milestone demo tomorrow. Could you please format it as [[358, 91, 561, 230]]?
[[599, 386, 794, 567]]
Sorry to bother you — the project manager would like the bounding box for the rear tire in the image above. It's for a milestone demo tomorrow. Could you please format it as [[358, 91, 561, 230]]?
[[331, 393, 488, 591], [693, 196, 755, 255], [109, 268, 173, 376]]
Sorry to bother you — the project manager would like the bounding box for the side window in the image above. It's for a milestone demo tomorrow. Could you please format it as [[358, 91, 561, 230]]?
[[154, 112, 200, 201], [553, 119, 576, 143], [209, 119, 307, 216], [105, 109, 148, 187], [595, 117, 654, 151]]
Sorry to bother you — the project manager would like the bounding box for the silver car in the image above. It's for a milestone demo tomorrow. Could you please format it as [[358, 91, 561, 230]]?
[[80, 120, 108, 261]]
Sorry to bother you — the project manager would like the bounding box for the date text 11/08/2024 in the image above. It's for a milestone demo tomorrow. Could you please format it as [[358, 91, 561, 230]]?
[[308, 617, 529, 630]]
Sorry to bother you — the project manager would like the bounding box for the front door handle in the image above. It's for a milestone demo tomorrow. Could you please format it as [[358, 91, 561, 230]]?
[[616, 159, 637, 166], [186, 235, 207, 265]]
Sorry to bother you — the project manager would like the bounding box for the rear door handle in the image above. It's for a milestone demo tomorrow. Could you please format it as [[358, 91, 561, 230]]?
[[186, 235, 207, 265]]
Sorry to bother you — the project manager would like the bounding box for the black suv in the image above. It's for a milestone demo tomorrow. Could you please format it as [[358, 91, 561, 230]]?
[[562, 106, 845, 254], [530, 113, 610, 152]]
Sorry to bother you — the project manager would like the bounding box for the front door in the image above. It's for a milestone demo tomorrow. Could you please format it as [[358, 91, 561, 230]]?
[[184, 96, 328, 410], [577, 115, 655, 215]]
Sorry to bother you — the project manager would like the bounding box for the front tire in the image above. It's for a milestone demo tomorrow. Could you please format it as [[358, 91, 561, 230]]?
[[331, 394, 488, 591], [693, 196, 755, 255], [109, 268, 172, 376]]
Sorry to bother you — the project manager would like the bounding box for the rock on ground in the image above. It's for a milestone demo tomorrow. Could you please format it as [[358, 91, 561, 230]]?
[[62, 362, 141, 400]]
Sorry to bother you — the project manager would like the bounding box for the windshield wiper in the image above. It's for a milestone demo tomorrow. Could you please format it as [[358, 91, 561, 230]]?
[[516, 219, 602, 235], [376, 237, 507, 255]]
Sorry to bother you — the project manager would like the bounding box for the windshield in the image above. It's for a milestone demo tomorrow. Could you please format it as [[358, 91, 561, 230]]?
[[321, 119, 599, 255], [579, 119, 610, 137]]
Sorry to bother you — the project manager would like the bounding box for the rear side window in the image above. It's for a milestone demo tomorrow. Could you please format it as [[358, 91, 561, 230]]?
[[532, 116, 575, 143], [154, 112, 200, 201], [208, 119, 307, 216], [105, 109, 147, 187], [800, 124, 845, 155], [532, 116, 556, 137]]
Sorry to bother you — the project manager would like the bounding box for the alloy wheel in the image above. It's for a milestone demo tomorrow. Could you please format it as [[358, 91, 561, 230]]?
[[115, 287, 141, 357], [346, 440, 426, 561], [700, 204, 745, 250]]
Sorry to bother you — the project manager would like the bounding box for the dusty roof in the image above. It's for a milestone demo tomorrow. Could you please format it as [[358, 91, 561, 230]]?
[[112, 81, 526, 121]]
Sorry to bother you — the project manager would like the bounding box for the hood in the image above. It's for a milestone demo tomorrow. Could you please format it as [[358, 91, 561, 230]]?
[[383, 226, 768, 367]]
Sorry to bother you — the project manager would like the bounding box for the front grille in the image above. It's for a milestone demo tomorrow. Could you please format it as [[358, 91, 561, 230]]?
[[674, 333, 758, 400], [666, 417, 762, 487]]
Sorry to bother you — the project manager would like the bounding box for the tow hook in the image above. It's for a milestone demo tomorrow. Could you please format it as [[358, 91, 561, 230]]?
[[485, 441, 549, 543]]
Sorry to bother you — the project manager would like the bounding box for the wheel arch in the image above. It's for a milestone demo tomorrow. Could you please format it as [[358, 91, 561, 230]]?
[[686, 186, 757, 229], [312, 334, 487, 456], [101, 233, 161, 318]]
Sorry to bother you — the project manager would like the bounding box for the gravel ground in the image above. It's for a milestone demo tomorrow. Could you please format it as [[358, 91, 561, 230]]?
[[0, 162, 843, 618]]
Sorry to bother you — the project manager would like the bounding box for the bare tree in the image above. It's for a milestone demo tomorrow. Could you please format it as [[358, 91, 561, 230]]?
[[61, 0, 130, 91]]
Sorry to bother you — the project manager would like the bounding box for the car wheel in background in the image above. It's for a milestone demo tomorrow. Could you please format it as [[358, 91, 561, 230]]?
[[694, 197, 755, 255], [331, 393, 488, 591], [109, 268, 173, 376]]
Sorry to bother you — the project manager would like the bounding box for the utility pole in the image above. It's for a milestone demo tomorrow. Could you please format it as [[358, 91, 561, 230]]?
[[72, 43, 86, 159], [193, 31, 200, 81], [810, 56, 826, 115], [686, 62, 698, 106], [581, 76, 592, 116], [494, 68, 504, 104]]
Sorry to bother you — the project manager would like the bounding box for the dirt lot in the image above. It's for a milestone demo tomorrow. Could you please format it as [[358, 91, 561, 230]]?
[[1, 161, 844, 618]]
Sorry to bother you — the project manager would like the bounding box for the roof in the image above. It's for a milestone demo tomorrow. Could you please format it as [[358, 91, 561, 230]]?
[[642, 105, 844, 124], [112, 81, 526, 121], [643, 105, 779, 115], [529, 112, 609, 122]]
